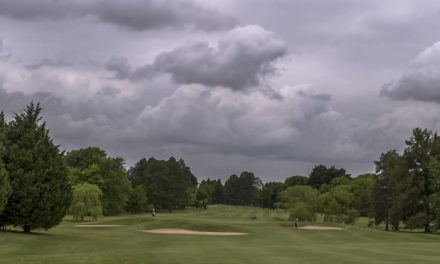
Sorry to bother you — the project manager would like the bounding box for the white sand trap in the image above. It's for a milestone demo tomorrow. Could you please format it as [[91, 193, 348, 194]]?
[[76, 224, 124, 227], [299, 225, 342, 230], [140, 228, 247, 236]]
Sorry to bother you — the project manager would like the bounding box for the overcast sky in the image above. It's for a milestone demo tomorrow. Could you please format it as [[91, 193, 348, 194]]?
[[0, 0, 439, 182]]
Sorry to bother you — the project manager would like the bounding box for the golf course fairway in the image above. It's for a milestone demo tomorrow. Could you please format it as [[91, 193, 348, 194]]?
[[1, 205, 439, 264]]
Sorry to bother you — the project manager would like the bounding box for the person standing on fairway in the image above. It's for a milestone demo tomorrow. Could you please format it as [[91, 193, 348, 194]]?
[[152, 208, 156, 217], [295, 218, 298, 229]]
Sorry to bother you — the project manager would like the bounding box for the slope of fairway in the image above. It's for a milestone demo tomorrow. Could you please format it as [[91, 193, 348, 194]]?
[[1, 205, 440, 264]]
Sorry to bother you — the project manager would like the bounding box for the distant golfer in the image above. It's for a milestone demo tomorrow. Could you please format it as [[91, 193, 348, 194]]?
[[152, 208, 156, 217], [295, 218, 298, 229]]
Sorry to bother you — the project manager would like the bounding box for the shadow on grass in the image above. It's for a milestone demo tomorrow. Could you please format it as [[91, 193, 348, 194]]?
[[0, 228, 55, 236], [390, 229, 440, 235]]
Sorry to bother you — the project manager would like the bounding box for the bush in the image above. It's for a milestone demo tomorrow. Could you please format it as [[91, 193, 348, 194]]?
[[405, 212, 429, 230], [125, 185, 149, 214], [344, 209, 360, 225], [288, 202, 314, 222]]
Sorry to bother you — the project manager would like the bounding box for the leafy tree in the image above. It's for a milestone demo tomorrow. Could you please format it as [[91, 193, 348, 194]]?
[[0, 156, 9, 216], [351, 174, 376, 216], [127, 158, 148, 187], [128, 157, 197, 210], [70, 183, 103, 221], [65, 147, 107, 170], [186, 187, 198, 207], [278, 185, 319, 221], [99, 157, 132, 215], [224, 174, 240, 205], [198, 198, 208, 209], [224, 172, 262, 206], [428, 156, 440, 231], [125, 185, 150, 214], [284, 175, 308, 187], [211, 180, 225, 204], [308, 164, 350, 189], [319, 185, 354, 222], [66, 147, 131, 216], [372, 150, 409, 231], [289, 202, 314, 221], [0, 103, 72, 232], [371, 128, 440, 232], [196, 186, 210, 208], [258, 182, 284, 209], [403, 128, 440, 232], [330, 176, 351, 186], [238, 171, 263, 205], [318, 184, 331, 193], [344, 209, 360, 225], [197, 179, 217, 204]]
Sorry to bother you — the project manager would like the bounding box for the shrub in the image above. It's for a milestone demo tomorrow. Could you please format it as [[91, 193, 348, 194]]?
[[344, 209, 360, 225]]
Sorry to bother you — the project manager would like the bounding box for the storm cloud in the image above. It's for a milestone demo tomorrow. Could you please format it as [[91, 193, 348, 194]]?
[[0, 0, 235, 31], [0, 0, 439, 180], [381, 41, 440, 103], [153, 26, 287, 90], [106, 26, 288, 90]]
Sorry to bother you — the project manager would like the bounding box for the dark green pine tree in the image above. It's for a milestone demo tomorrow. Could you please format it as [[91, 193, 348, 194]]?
[[211, 180, 225, 204], [0, 112, 11, 217], [0, 103, 72, 232]]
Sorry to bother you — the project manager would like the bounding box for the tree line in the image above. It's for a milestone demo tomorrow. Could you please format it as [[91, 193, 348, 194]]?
[[0, 103, 439, 233]]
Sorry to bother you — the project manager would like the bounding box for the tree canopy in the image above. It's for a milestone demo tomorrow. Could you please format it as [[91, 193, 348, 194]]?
[[224, 172, 262, 206], [0, 103, 72, 232], [308, 165, 350, 189], [128, 157, 197, 210], [66, 147, 131, 216], [70, 183, 103, 221]]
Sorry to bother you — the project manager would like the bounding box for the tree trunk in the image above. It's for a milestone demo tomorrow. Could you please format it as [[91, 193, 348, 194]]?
[[23, 225, 31, 233], [425, 206, 431, 233], [385, 209, 389, 231], [424, 223, 431, 233]]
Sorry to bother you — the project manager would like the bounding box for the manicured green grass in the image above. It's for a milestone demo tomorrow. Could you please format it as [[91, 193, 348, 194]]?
[[1, 205, 440, 263]]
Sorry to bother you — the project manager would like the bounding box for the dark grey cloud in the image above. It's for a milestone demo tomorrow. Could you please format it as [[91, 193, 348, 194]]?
[[0, 74, 352, 169], [94, 0, 235, 31], [105, 57, 154, 81], [381, 41, 440, 102], [0, 0, 235, 31], [0, 1, 81, 20], [153, 25, 287, 90], [108, 26, 288, 90], [136, 84, 348, 163], [2, 0, 440, 181]]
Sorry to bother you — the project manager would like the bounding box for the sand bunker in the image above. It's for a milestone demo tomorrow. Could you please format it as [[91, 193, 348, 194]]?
[[299, 225, 342, 230], [140, 228, 247, 236], [76, 224, 124, 227]]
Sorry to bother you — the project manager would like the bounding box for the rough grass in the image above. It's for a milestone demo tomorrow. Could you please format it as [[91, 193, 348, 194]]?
[[1, 205, 440, 263]]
